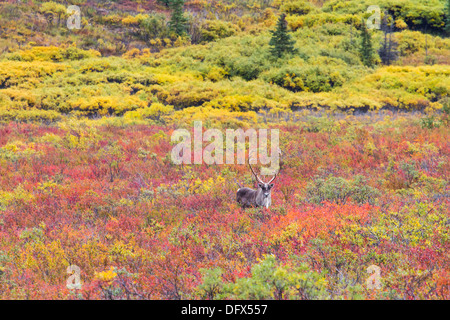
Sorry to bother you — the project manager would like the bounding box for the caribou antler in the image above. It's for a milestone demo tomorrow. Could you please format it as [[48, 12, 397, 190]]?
[[248, 157, 264, 184], [267, 148, 282, 184], [267, 173, 278, 184], [237, 155, 282, 209], [249, 156, 280, 184]]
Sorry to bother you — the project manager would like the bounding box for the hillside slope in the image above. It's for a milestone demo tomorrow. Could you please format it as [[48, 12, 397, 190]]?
[[0, 0, 449, 124]]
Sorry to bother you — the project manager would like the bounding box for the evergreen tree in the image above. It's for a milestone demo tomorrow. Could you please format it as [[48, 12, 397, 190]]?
[[169, 0, 188, 36], [445, 0, 450, 35], [359, 18, 375, 67], [269, 13, 297, 58], [157, 0, 171, 7], [378, 14, 398, 65]]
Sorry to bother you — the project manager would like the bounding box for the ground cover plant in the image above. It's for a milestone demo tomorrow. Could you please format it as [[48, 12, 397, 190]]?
[[0, 112, 449, 299]]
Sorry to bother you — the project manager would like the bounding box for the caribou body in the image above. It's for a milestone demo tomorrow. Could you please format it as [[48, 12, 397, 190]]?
[[236, 159, 279, 209]]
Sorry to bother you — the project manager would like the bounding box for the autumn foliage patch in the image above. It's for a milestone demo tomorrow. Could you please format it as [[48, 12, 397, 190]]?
[[0, 114, 448, 299]]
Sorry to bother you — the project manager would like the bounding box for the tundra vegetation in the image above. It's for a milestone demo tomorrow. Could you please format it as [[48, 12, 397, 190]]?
[[0, 0, 449, 300]]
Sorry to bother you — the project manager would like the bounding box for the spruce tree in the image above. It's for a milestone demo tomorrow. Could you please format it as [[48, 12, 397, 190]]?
[[359, 18, 375, 67], [378, 14, 398, 65], [169, 0, 188, 36], [269, 13, 297, 58], [445, 0, 450, 35], [157, 0, 171, 7]]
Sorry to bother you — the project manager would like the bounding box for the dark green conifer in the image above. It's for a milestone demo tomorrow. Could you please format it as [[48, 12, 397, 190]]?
[[169, 0, 188, 36], [269, 13, 297, 58], [359, 18, 375, 67]]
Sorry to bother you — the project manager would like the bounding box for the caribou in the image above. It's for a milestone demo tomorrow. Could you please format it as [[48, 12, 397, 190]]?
[[236, 158, 279, 209]]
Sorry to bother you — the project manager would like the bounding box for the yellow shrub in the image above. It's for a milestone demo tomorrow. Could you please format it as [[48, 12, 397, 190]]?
[[0, 109, 61, 123], [69, 96, 146, 116], [124, 103, 174, 122]]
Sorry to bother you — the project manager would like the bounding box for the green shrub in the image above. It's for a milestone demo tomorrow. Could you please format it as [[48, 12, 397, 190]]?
[[281, 0, 316, 15], [217, 255, 329, 300], [200, 20, 239, 42], [264, 65, 347, 93], [306, 174, 380, 204]]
